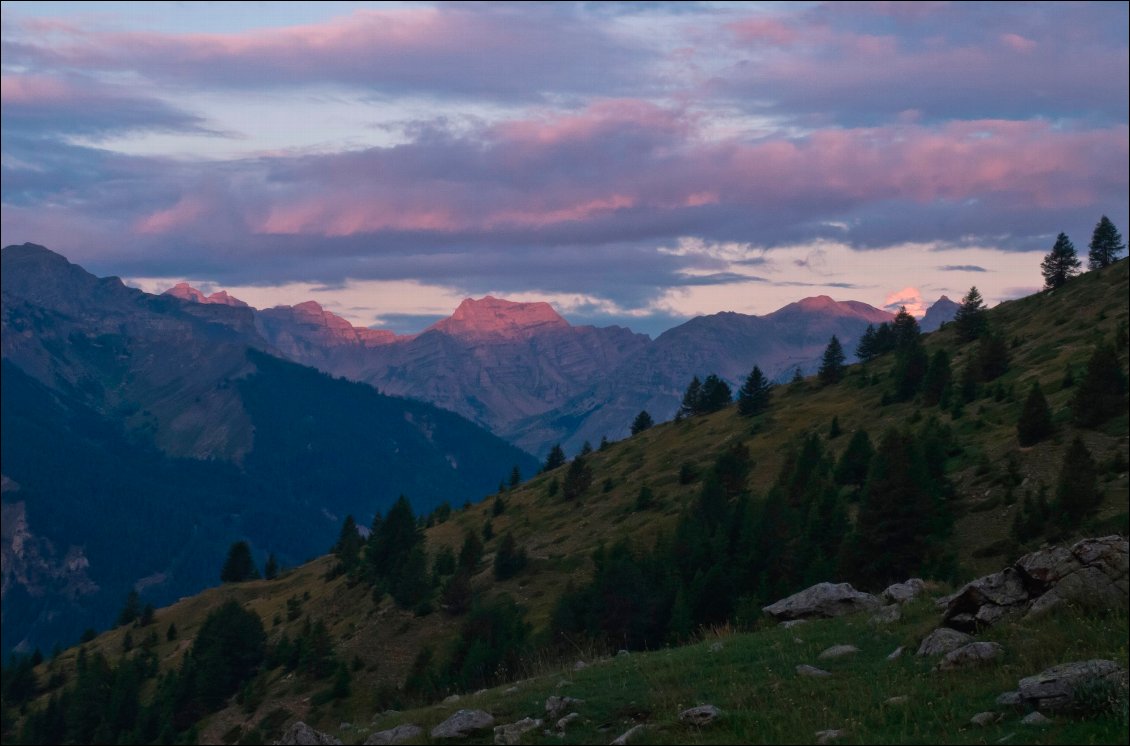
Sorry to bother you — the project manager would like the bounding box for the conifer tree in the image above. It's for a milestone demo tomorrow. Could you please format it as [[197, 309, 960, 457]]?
[[1088, 215, 1125, 269], [737, 365, 773, 416], [509, 465, 522, 488], [855, 324, 878, 362], [599, 435, 611, 451], [953, 286, 988, 343], [818, 335, 846, 385], [333, 515, 363, 571], [698, 374, 733, 413], [1041, 232, 1081, 289], [579, 440, 593, 456], [458, 530, 484, 572], [1072, 343, 1129, 427], [630, 410, 654, 435], [891, 307, 921, 349], [892, 336, 928, 401], [680, 376, 702, 417], [116, 589, 141, 627], [920, 349, 952, 407], [976, 331, 1010, 382], [264, 553, 279, 580], [834, 429, 874, 488], [220, 541, 259, 583], [441, 570, 473, 615], [542, 443, 566, 472], [493, 533, 527, 580], [1054, 437, 1101, 525], [562, 454, 593, 500], [1017, 382, 1053, 446]]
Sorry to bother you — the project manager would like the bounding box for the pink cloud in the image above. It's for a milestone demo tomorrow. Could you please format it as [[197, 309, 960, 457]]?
[[884, 286, 926, 317], [1000, 33, 1036, 53], [728, 18, 799, 46]]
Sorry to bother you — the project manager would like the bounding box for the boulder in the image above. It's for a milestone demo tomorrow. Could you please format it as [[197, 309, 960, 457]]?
[[678, 704, 721, 726], [1021, 712, 1051, 726], [869, 604, 901, 625], [763, 582, 880, 621], [796, 664, 832, 677], [431, 710, 495, 739], [936, 642, 1003, 671], [916, 628, 972, 656], [815, 729, 845, 744], [276, 722, 342, 746], [886, 646, 905, 661], [545, 696, 584, 719], [611, 724, 648, 744], [970, 712, 999, 727], [996, 691, 1022, 708], [364, 724, 423, 745], [493, 718, 542, 745], [942, 536, 1128, 631], [881, 578, 926, 604], [1018, 659, 1128, 712], [818, 644, 859, 660], [556, 713, 581, 731]]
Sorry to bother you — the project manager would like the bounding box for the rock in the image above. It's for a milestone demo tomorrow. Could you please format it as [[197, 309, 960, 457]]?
[[443, 694, 462, 704], [763, 582, 881, 621], [886, 646, 905, 661], [493, 718, 543, 745], [815, 728, 845, 744], [796, 664, 832, 677], [678, 704, 721, 726], [431, 710, 495, 739], [943, 536, 1129, 631], [545, 696, 585, 719], [709, 641, 724, 653], [936, 642, 1004, 671], [504, 686, 520, 695], [884, 696, 909, 705], [556, 713, 581, 731], [882, 578, 926, 604], [340, 722, 352, 730], [781, 619, 808, 629], [869, 604, 901, 625], [995, 691, 1022, 707], [610, 724, 648, 744], [276, 722, 343, 745], [364, 724, 423, 745], [1018, 659, 1128, 712], [917, 628, 972, 656], [970, 712, 1000, 727], [574, 660, 589, 671], [1021, 712, 1051, 726], [617, 649, 630, 657], [818, 644, 859, 660]]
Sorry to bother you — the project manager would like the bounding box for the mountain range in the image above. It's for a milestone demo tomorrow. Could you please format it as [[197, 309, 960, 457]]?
[[167, 281, 955, 457]]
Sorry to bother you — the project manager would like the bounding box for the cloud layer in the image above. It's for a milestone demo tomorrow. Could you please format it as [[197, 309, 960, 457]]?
[[2, 2, 1127, 330]]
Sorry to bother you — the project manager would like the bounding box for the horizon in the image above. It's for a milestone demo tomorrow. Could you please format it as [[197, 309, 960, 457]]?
[[2, 2, 1127, 337]]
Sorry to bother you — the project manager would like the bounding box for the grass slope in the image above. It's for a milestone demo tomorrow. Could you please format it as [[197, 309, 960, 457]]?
[[13, 261, 1129, 743]]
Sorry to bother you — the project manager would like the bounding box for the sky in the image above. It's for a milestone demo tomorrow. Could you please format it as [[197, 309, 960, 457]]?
[[2, 1, 1127, 337]]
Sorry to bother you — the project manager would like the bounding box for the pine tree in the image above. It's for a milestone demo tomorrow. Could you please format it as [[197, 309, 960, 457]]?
[[828, 416, 842, 439], [737, 365, 772, 416], [1054, 437, 1101, 525], [509, 465, 522, 488], [542, 443, 566, 472], [855, 324, 878, 362], [116, 590, 141, 627], [599, 435, 611, 451], [220, 541, 259, 583], [891, 307, 921, 349], [493, 533, 527, 580], [441, 570, 473, 615], [333, 515, 363, 571], [680, 376, 702, 417], [580, 440, 593, 456], [458, 530, 484, 572], [834, 429, 873, 488], [892, 336, 928, 401], [1017, 382, 1053, 446], [562, 455, 593, 500], [264, 553, 279, 580], [953, 286, 988, 343], [698, 374, 732, 413], [818, 335, 846, 385], [1072, 343, 1129, 427], [1088, 215, 1126, 269], [1041, 232, 1081, 289], [630, 410, 654, 435], [920, 349, 952, 407], [976, 331, 1010, 382]]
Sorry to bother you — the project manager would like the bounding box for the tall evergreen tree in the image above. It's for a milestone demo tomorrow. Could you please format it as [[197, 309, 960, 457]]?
[[1087, 215, 1126, 269], [493, 533, 527, 580], [818, 335, 847, 385], [834, 429, 874, 488], [116, 589, 141, 627], [1054, 437, 1101, 525], [891, 307, 921, 349], [333, 515, 363, 571], [542, 444, 566, 472], [562, 455, 593, 500], [698, 374, 733, 413], [630, 410, 654, 435], [976, 331, 1010, 382], [855, 324, 878, 362], [508, 465, 522, 488], [953, 286, 988, 343], [892, 336, 928, 401], [220, 541, 259, 583], [737, 365, 773, 416], [1017, 382, 1053, 446], [263, 553, 279, 580], [1041, 232, 1081, 289], [920, 349, 952, 407], [1072, 343, 1129, 427], [680, 376, 702, 417]]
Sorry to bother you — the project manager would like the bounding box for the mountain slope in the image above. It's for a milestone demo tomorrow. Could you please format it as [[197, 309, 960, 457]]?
[[0, 244, 539, 656]]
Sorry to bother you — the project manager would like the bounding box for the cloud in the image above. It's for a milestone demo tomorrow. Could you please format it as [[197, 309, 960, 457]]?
[[884, 286, 926, 317], [937, 264, 988, 272]]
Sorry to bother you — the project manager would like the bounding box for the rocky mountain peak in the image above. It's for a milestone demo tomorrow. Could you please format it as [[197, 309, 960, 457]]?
[[428, 296, 569, 338], [163, 282, 248, 308]]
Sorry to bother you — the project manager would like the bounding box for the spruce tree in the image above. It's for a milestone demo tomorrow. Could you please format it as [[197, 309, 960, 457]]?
[[818, 335, 846, 385], [116, 590, 141, 627], [976, 331, 1010, 382], [1041, 232, 1081, 289], [542, 443, 566, 472], [1087, 215, 1125, 269], [953, 286, 988, 343], [698, 374, 732, 413], [1016, 382, 1053, 446], [891, 307, 921, 349], [737, 365, 772, 416], [834, 429, 873, 488], [920, 349, 952, 407], [1072, 343, 1129, 427], [1054, 437, 1101, 525], [680, 376, 702, 417], [855, 324, 878, 362], [264, 553, 279, 580], [493, 533, 527, 580], [630, 410, 654, 435], [333, 515, 363, 571], [509, 466, 522, 488], [562, 455, 593, 500], [220, 541, 259, 583]]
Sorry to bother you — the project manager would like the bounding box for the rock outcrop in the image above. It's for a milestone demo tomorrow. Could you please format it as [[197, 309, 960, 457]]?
[[430, 710, 495, 739], [363, 724, 422, 745], [275, 722, 342, 745], [942, 536, 1128, 631], [763, 582, 881, 621], [1018, 659, 1128, 712]]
